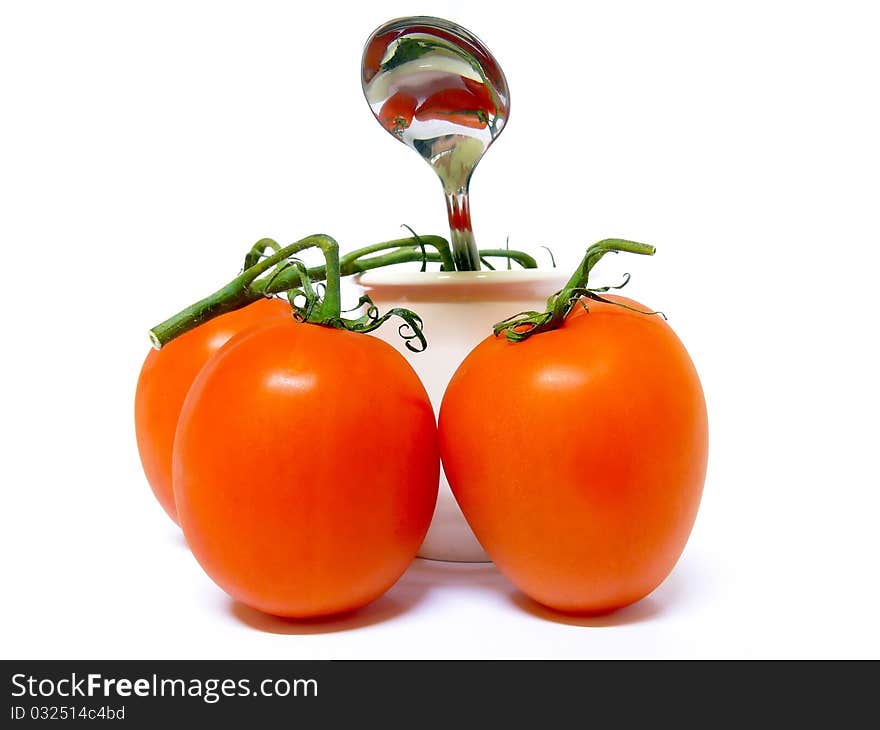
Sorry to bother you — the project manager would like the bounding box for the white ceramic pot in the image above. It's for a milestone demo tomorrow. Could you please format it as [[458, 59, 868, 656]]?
[[355, 268, 569, 562]]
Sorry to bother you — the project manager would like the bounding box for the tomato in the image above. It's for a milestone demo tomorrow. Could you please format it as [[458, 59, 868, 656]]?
[[461, 76, 499, 115], [362, 30, 399, 83], [134, 297, 290, 523], [173, 319, 439, 618], [439, 295, 708, 614], [378, 91, 418, 134], [415, 86, 493, 129]]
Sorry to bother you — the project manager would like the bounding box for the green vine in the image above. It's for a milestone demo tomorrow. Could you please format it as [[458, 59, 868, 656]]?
[[493, 239, 664, 343], [148, 232, 540, 349]]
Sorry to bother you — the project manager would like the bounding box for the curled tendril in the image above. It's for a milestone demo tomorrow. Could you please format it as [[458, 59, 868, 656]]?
[[260, 258, 297, 295], [329, 295, 427, 352], [270, 258, 312, 307], [284, 265, 428, 351], [540, 245, 557, 268], [401, 224, 429, 272], [243, 238, 281, 271]]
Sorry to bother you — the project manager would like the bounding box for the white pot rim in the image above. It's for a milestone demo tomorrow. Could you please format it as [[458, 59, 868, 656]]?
[[357, 267, 565, 287], [356, 268, 569, 302]]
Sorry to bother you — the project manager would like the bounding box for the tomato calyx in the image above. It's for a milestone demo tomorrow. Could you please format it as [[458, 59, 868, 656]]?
[[378, 91, 419, 136], [276, 249, 428, 352], [493, 239, 665, 343]]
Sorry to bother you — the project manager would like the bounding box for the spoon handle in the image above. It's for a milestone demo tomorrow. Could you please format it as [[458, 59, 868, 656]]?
[[445, 187, 481, 270]]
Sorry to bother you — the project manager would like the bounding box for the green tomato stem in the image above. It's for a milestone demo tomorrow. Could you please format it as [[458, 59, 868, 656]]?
[[493, 239, 658, 343], [148, 233, 541, 349], [148, 234, 334, 348], [148, 235, 439, 348]]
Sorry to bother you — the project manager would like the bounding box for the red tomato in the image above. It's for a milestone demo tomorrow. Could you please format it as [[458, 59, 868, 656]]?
[[134, 298, 290, 523], [415, 87, 492, 129], [378, 91, 418, 134], [439, 295, 708, 614], [461, 76, 499, 115], [362, 30, 399, 83], [173, 319, 439, 618]]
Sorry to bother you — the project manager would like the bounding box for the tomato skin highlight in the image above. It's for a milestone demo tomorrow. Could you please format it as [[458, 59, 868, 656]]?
[[439, 295, 708, 614], [134, 298, 291, 524], [173, 319, 439, 618]]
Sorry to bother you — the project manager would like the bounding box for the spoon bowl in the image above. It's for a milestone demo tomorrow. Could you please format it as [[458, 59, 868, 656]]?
[[362, 17, 510, 270]]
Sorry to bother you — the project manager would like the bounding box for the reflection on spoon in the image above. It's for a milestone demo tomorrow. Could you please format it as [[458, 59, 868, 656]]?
[[362, 16, 510, 271]]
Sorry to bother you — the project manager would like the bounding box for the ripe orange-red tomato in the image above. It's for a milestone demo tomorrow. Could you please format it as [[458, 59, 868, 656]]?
[[173, 319, 439, 618], [415, 87, 491, 129], [134, 298, 291, 523], [379, 91, 418, 133], [439, 295, 708, 614]]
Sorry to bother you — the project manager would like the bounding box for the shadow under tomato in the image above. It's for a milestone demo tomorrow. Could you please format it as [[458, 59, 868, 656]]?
[[170, 528, 189, 551], [226, 557, 508, 634], [228, 593, 417, 635], [509, 592, 665, 627], [507, 558, 706, 627]]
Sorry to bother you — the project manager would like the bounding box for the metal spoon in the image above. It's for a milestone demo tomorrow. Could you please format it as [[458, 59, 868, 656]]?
[[361, 16, 510, 271]]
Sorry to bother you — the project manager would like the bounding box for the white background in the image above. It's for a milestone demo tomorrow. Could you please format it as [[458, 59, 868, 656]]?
[[2, 0, 878, 659]]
